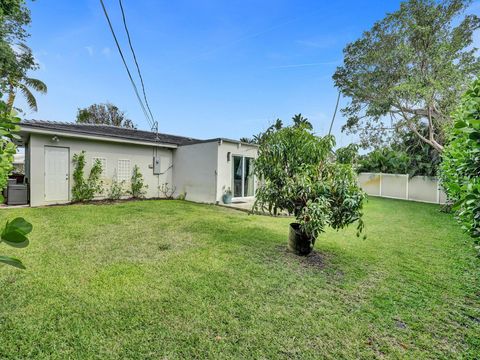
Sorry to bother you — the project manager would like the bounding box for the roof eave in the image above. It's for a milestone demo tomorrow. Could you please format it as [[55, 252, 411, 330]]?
[[180, 137, 259, 147], [20, 125, 179, 148]]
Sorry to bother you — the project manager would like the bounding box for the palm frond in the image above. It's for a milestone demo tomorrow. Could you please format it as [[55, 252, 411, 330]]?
[[23, 77, 47, 93], [18, 83, 38, 112]]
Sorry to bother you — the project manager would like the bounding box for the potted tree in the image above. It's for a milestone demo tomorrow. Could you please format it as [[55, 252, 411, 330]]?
[[253, 123, 365, 255]]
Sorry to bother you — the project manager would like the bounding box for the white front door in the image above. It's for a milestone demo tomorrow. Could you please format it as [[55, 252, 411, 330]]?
[[44, 146, 69, 201]]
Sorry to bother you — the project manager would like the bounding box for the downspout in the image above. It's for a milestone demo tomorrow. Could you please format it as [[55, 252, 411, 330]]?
[[215, 139, 222, 204], [157, 148, 160, 197]]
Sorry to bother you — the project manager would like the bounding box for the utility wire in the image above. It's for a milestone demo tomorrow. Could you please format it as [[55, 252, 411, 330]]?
[[99, 0, 154, 129], [118, 0, 157, 132]]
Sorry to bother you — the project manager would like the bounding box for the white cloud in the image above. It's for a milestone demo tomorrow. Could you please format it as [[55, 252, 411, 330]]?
[[268, 61, 340, 69], [296, 36, 339, 49], [33, 51, 47, 71], [101, 47, 112, 57], [84, 46, 94, 56]]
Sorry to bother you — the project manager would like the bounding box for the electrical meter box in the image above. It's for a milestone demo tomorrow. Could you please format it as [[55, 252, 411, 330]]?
[[153, 157, 161, 175]]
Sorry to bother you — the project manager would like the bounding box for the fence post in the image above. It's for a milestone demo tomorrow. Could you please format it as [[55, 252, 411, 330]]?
[[436, 178, 440, 204], [405, 174, 409, 200], [379, 173, 382, 197]]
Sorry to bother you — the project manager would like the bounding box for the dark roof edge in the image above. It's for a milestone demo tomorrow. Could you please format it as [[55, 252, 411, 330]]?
[[180, 138, 259, 147], [21, 120, 198, 142], [19, 120, 201, 147], [19, 123, 179, 147]]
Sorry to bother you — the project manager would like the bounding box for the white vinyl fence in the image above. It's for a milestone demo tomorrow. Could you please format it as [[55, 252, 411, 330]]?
[[358, 173, 447, 204]]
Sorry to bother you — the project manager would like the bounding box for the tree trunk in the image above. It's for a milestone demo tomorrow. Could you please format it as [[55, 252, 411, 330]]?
[[6, 82, 16, 113]]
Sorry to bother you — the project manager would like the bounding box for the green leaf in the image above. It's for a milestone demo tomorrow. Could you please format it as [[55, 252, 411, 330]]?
[[8, 217, 33, 235], [455, 121, 467, 128], [1, 220, 30, 248], [451, 199, 464, 211], [1, 229, 29, 248], [469, 132, 480, 141], [0, 255, 26, 269]]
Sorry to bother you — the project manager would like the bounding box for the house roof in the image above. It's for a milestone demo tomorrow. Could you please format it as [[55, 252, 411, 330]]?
[[20, 120, 201, 147], [189, 137, 259, 147]]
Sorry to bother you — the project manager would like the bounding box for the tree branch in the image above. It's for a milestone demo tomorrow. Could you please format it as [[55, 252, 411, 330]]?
[[396, 103, 444, 152]]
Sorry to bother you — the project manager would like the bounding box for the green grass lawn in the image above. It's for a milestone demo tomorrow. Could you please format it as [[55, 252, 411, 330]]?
[[0, 198, 478, 359]]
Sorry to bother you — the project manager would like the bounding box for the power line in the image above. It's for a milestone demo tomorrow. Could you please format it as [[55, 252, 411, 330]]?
[[98, 0, 154, 129], [118, 0, 157, 133]]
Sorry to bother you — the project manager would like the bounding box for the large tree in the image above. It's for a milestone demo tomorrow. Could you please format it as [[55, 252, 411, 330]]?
[[76, 103, 136, 129], [291, 113, 313, 130], [5, 44, 47, 112], [1, 1, 46, 113], [333, 0, 480, 153], [0, 0, 35, 269]]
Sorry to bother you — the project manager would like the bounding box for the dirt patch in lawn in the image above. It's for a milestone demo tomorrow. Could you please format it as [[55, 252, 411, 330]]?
[[38, 197, 177, 208], [276, 245, 327, 270]]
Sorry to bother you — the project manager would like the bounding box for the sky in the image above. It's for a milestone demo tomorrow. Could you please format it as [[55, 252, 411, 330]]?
[[19, 0, 480, 146]]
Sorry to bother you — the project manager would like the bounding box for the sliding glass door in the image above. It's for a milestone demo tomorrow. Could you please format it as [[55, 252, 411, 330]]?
[[244, 157, 254, 197], [233, 156, 243, 197], [232, 156, 255, 198]]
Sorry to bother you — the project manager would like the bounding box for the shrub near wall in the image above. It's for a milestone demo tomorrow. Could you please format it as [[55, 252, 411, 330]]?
[[441, 79, 480, 240], [72, 151, 104, 202]]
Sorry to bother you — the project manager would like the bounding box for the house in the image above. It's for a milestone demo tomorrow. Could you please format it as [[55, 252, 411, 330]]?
[[18, 120, 258, 207]]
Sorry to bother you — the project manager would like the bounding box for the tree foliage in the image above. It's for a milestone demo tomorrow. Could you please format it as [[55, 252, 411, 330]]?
[[358, 148, 410, 175], [0, 0, 35, 270], [76, 103, 136, 129], [333, 0, 480, 153], [6, 64, 47, 112], [356, 124, 441, 176], [0, 99, 17, 188], [0, 0, 31, 84], [291, 113, 313, 130], [0, 96, 33, 269], [0, 0, 31, 43], [254, 123, 365, 240], [441, 78, 480, 241], [1, 1, 45, 113], [242, 114, 312, 145], [72, 151, 104, 202], [335, 144, 359, 165]]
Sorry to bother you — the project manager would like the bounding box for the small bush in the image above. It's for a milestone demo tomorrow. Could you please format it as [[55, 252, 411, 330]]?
[[159, 182, 176, 199], [129, 165, 148, 198], [72, 151, 103, 202], [108, 178, 126, 200], [358, 148, 410, 175]]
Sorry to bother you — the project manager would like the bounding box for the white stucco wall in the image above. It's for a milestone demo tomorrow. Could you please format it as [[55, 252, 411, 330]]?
[[172, 141, 218, 203], [216, 141, 258, 203], [28, 133, 173, 206]]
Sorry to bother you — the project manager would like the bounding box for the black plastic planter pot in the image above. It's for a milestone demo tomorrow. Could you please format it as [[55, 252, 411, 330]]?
[[288, 223, 315, 256]]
